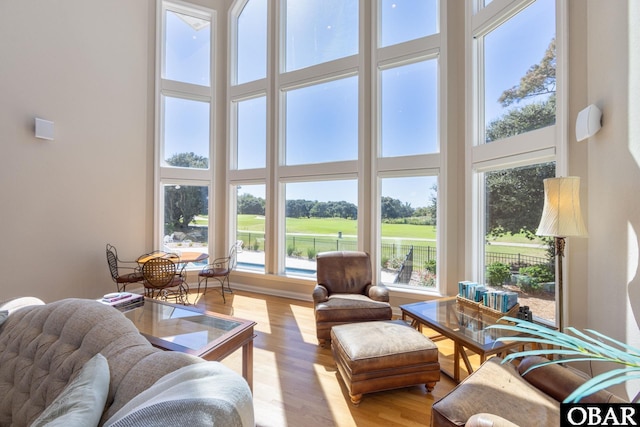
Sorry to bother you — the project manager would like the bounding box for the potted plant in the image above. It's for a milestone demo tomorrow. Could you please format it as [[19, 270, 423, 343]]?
[[488, 318, 640, 403]]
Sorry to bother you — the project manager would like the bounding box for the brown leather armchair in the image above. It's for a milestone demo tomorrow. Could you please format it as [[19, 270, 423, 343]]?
[[313, 251, 392, 346]]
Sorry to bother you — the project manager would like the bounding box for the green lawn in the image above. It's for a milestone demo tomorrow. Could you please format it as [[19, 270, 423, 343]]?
[[235, 214, 547, 258]]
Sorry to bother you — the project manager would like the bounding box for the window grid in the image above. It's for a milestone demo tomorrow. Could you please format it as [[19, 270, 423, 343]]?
[[469, 0, 562, 326], [156, 1, 216, 262], [229, 0, 443, 291]]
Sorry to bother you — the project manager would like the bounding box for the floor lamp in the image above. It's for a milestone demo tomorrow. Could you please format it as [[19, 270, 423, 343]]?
[[536, 177, 588, 331]]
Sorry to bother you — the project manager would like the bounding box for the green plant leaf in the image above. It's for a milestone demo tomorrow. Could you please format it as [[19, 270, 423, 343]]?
[[488, 318, 640, 401], [565, 370, 640, 403]]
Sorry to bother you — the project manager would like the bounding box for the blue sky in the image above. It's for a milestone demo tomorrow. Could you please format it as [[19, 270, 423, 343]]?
[[166, 0, 555, 208], [484, 0, 555, 124]]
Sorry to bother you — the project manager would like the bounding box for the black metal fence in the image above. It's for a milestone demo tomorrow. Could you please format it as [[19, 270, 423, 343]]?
[[485, 251, 550, 271], [237, 231, 549, 271]]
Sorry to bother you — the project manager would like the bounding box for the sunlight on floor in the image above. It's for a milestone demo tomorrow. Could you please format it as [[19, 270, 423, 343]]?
[[311, 363, 355, 427], [290, 303, 318, 345]]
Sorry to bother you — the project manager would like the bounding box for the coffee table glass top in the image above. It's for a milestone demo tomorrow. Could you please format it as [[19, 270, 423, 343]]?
[[122, 299, 253, 355], [401, 298, 519, 350]]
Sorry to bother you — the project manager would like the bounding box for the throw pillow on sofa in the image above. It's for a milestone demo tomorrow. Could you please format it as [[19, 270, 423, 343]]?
[[104, 361, 254, 427], [30, 353, 110, 427]]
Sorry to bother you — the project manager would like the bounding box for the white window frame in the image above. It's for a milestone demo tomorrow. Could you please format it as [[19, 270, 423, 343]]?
[[227, 0, 446, 294], [155, 0, 216, 258], [465, 0, 568, 286]]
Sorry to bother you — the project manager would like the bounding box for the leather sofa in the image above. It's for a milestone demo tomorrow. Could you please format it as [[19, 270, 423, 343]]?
[[0, 297, 254, 426], [431, 356, 626, 427], [313, 251, 392, 346]]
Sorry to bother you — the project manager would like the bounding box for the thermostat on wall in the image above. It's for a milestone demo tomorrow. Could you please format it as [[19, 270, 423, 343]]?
[[575, 104, 602, 142], [35, 118, 54, 140]]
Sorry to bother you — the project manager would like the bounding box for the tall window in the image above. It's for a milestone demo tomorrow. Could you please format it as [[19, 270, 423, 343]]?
[[380, 176, 438, 288], [285, 180, 358, 274], [234, 96, 266, 170], [471, 0, 559, 325], [229, 0, 443, 290], [285, 0, 358, 72], [164, 9, 211, 86], [236, 0, 266, 84], [163, 96, 210, 168], [379, 0, 438, 47], [380, 59, 438, 157], [157, 2, 214, 263], [162, 183, 209, 266], [235, 184, 266, 272], [376, 0, 441, 289], [285, 77, 358, 165], [482, 0, 556, 143]]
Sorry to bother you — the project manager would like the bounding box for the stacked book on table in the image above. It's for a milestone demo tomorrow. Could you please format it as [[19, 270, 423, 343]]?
[[99, 292, 144, 311], [458, 281, 519, 314], [457, 281, 520, 322]]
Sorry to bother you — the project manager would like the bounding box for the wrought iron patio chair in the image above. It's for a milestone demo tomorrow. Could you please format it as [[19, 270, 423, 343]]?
[[197, 244, 238, 303], [106, 243, 144, 292], [142, 257, 189, 305]]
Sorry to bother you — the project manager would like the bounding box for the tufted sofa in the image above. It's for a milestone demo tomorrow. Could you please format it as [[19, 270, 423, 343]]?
[[0, 297, 254, 426]]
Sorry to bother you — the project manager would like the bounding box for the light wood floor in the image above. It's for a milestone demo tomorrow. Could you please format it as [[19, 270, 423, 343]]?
[[180, 288, 475, 427]]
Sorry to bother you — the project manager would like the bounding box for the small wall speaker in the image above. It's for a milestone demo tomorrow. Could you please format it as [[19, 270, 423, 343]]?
[[575, 104, 602, 142], [35, 118, 54, 140]]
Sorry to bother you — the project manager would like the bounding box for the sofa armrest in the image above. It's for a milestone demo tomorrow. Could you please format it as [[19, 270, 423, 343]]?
[[467, 413, 521, 427], [518, 356, 628, 404], [104, 362, 254, 427], [312, 285, 329, 304], [431, 357, 560, 427], [0, 296, 46, 314], [366, 284, 389, 302]]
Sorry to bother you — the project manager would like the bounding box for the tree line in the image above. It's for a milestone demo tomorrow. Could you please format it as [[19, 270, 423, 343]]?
[[239, 194, 435, 220]]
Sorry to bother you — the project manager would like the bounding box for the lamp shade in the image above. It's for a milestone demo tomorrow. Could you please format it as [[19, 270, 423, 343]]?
[[537, 177, 588, 238]]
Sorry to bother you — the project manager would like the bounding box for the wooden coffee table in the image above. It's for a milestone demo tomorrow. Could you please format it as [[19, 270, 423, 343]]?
[[400, 297, 524, 382], [122, 298, 256, 390]]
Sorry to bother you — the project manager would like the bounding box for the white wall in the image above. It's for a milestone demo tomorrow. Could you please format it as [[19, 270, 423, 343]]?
[[0, 0, 155, 301], [568, 0, 640, 400]]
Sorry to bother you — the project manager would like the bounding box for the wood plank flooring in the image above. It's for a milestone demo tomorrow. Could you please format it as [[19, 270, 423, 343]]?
[[182, 289, 468, 427]]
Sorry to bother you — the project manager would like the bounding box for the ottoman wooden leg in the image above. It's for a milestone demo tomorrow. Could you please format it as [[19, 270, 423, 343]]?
[[426, 381, 437, 392], [349, 393, 362, 405]]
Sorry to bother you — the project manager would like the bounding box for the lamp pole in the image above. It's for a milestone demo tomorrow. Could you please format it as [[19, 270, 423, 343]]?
[[554, 236, 566, 331]]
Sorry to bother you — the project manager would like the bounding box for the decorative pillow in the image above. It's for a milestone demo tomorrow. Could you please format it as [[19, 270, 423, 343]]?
[[30, 353, 110, 427], [0, 310, 7, 326], [104, 362, 254, 427]]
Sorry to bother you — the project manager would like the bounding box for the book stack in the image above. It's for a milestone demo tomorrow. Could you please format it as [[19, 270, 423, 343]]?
[[458, 281, 487, 302], [100, 292, 144, 312], [482, 290, 518, 313], [458, 281, 519, 313]]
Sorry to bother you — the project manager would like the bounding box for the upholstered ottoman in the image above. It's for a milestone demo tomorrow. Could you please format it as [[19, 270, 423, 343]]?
[[331, 320, 440, 405]]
